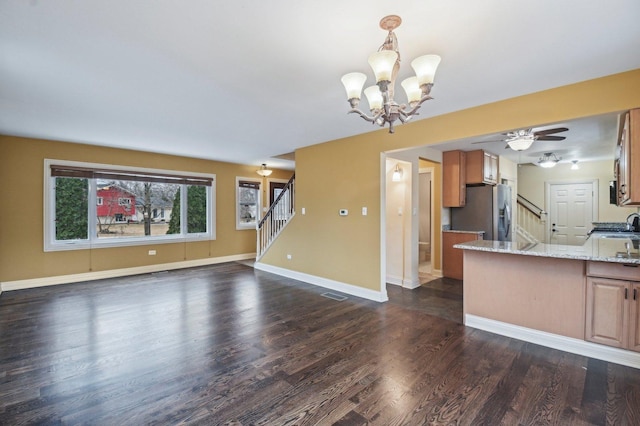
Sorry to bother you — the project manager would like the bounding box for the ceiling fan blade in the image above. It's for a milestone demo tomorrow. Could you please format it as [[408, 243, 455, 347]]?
[[533, 127, 568, 137], [471, 139, 505, 144], [537, 135, 566, 141]]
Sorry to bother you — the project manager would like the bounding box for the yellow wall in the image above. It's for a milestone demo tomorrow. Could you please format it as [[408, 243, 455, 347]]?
[[0, 135, 292, 282], [261, 69, 640, 291]]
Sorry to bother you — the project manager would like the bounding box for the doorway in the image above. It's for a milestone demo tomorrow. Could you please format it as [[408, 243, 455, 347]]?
[[268, 180, 288, 206], [418, 168, 433, 275], [546, 180, 598, 245]]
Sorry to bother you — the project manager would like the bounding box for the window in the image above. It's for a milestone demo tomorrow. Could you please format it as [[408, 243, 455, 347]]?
[[45, 160, 216, 251], [236, 178, 261, 230]]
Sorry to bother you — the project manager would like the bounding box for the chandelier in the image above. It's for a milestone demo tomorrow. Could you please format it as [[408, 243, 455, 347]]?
[[341, 15, 441, 133]]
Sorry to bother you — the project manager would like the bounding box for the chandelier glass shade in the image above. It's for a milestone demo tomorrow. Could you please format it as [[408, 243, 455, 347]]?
[[538, 153, 561, 168], [341, 15, 441, 133], [256, 163, 273, 177]]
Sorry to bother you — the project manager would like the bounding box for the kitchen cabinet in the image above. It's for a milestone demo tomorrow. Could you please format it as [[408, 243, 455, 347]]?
[[585, 261, 640, 352], [443, 150, 466, 207], [616, 109, 640, 206], [442, 230, 483, 280], [466, 150, 498, 185]]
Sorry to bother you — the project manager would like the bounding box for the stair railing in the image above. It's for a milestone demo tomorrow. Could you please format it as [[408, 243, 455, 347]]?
[[256, 174, 295, 260], [516, 194, 547, 243]]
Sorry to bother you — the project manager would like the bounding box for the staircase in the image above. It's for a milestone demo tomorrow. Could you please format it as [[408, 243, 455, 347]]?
[[516, 194, 547, 244], [256, 174, 295, 260]]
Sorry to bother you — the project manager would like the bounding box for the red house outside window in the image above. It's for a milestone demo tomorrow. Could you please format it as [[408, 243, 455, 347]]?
[[97, 185, 137, 222]]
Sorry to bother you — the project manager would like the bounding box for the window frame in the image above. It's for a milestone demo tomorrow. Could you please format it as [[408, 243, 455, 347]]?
[[235, 176, 262, 230], [44, 159, 216, 251]]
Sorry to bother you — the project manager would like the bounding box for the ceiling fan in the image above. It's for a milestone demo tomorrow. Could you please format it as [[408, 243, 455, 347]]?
[[472, 127, 569, 151]]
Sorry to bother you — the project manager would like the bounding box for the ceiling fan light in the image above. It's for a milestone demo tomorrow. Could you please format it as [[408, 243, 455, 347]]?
[[400, 76, 422, 104], [364, 85, 383, 111], [538, 153, 560, 168], [341, 72, 367, 101], [411, 54, 441, 86], [507, 137, 534, 151], [368, 50, 398, 83]]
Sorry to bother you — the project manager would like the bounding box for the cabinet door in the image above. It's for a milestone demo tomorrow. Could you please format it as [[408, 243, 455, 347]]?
[[585, 277, 628, 348], [483, 152, 498, 184], [629, 282, 640, 352], [442, 232, 481, 280], [443, 150, 466, 207]]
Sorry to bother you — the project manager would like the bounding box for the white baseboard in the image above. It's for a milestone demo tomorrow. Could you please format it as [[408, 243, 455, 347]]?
[[0, 253, 257, 292], [403, 276, 421, 289], [255, 262, 388, 303], [386, 274, 403, 287], [465, 314, 640, 369]]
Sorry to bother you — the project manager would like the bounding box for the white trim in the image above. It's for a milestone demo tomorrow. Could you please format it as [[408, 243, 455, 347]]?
[[465, 314, 640, 369], [0, 253, 256, 292], [386, 275, 404, 286], [44, 159, 216, 251], [403, 276, 421, 289], [254, 262, 389, 303], [380, 153, 388, 301], [236, 176, 262, 230]]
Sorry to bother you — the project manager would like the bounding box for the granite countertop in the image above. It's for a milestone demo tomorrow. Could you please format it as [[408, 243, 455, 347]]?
[[454, 234, 640, 264], [443, 230, 485, 235]]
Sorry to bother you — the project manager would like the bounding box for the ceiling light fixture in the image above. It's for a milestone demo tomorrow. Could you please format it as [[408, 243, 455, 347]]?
[[341, 15, 441, 134], [507, 136, 535, 151], [392, 164, 403, 182], [256, 163, 272, 177], [571, 160, 579, 170], [538, 152, 561, 168]]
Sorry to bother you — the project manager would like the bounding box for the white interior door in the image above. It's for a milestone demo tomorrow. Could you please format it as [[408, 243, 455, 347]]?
[[547, 181, 597, 245]]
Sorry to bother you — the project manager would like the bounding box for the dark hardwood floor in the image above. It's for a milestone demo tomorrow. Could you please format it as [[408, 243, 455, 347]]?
[[1, 263, 639, 425]]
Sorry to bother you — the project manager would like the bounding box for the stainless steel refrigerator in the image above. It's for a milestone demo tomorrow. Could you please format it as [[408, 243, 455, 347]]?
[[450, 184, 512, 241]]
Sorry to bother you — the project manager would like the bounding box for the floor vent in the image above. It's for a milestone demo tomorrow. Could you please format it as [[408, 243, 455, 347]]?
[[320, 292, 348, 301]]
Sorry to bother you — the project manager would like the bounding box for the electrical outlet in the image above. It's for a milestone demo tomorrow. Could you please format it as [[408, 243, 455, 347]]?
[[148, 250, 157, 255], [362, 207, 367, 216], [287, 254, 292, 260]]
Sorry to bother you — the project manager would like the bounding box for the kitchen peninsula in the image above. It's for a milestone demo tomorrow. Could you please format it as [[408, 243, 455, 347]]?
[[455, 236, 640, 368]]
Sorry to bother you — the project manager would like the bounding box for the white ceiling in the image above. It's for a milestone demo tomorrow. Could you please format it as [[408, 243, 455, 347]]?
[[1, 1, 639, 169]]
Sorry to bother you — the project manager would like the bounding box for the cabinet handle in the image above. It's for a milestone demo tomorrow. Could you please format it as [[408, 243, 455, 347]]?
[[635, 288, 638, 301], [625, 288, 628, 299]]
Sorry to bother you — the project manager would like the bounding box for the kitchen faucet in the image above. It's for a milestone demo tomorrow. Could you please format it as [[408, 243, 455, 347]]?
[[627, 212, 640, 231]]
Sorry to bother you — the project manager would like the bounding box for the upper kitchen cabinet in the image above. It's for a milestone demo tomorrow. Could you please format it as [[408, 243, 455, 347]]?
[[443, 150, 466, 207], [466, 149, 498, 185], [616, 108, 640, 206]]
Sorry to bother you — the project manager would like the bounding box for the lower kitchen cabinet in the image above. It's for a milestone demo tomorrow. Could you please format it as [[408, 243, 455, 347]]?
[[585, 261, 640, 352], [442, 231, 483, 280]]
